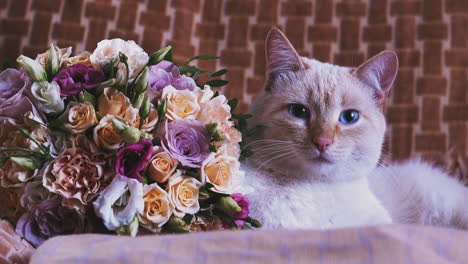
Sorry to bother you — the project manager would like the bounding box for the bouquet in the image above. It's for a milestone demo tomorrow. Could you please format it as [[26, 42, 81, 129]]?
[[0, 39, 260, 247]]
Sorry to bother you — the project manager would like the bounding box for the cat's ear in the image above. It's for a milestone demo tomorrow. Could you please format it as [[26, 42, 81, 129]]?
[[265, 28, 304, 78], [355, 51, 399, 102]]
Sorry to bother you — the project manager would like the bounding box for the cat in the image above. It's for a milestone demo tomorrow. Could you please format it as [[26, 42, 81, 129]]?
[[241, 28, 468, 230]]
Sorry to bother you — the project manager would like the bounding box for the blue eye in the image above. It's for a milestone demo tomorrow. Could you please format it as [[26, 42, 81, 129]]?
[[288, 104, 310, 119], [339, 110, 360, 124]]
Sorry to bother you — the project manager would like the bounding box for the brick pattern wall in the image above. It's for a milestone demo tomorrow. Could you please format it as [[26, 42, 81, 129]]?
[[0, 0, 467, 162]]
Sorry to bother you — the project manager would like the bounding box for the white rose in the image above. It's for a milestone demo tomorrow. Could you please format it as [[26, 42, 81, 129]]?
[[161, 85, 201, 120], [166, 170, 202, 217], [90, 39, 149, 84], [139, 183, 174, 228], [93, 174, 144, 230], [30, 81, 64, 114]]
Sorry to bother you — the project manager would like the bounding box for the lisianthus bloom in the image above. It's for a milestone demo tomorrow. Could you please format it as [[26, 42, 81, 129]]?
[[161, 119, 210, 168], [93, 174, 144, 230], [53, 64, 104, 96], [43, 144, 113, 209], [16, 199, 90, 247], [147, 61, 197, 101], [139, 183, 174, 228], [115, 138, 153, 181], [230, 193, 250, 228], [30, 81, 64, 114]]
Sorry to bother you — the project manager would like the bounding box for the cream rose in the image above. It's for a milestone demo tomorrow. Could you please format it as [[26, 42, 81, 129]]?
[[146, 147, 178, 183], [64, 51, 93, 68], [161, 85, 200, 120], [139, 183, 174, 228], [30, 81, 64, 114], [59, 102, 98, 133], [200, 150, 244, 194], [90, 39, 148, 83], [166, 171, 202, 217], [93, 115, 124, 151]]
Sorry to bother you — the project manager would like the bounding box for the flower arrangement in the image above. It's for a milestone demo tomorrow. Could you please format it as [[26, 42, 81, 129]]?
[[0, 39, 260, 247]]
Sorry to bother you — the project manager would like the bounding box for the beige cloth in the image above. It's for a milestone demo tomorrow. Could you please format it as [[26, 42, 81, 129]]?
[[0, 220, 33, 264], [31, 224, 468, 264]]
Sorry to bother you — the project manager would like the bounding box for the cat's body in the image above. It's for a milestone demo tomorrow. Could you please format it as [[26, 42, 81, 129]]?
[[241, 29, 468, 230]]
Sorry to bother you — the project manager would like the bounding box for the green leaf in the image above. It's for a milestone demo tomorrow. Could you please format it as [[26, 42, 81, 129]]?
[[148, 46, 172, 65], [231, 113, 252, 120], [179, 65, 206, 75], [211, 69, 228, 77], [227, 98, 238, 112], [184, 55, 219, 65], [205, 79, 228, 87], [183, 214, 193, 225]]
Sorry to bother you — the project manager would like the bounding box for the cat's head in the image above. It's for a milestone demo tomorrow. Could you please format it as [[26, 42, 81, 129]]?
[[247, 28, 398, 182]]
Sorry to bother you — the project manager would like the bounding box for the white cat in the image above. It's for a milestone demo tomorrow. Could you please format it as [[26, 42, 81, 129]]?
[[241, 28, 468, 230]]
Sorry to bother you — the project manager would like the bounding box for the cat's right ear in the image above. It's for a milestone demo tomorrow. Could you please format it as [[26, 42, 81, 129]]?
[[265, 28, 304, 79]]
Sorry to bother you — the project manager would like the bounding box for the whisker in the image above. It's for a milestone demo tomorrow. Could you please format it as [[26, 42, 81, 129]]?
[[254, 150, 295, 175]]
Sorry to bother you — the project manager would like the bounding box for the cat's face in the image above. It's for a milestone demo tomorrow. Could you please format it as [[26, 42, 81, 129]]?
[[247, 29, 398, 182]]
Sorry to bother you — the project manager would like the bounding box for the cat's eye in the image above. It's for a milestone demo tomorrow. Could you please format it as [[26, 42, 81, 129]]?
[[339, 110, 360, 124], [288, 104, 310, 119]]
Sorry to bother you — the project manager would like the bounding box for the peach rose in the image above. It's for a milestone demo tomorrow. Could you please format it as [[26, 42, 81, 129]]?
[[64, 51, 93, 68], [146, 147, 178, 183], [0, 119, 38, 187], [166, 171, 202, 217], [93, 115, 124, 151], [161, 85, 200, 120], [139, 183, 174, 228], [128, 107, 159, 132], [43, 145, 113, 209], [98, 87, 134, 119], [59, 102, 98, 134], [197, 94, 231, 125], [200, 150, 244, 194]]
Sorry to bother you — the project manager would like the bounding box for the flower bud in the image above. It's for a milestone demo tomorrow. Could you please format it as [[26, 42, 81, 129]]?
[[95, 78, 116, 95], [116, 215, 139, 237], [79, 90, 97, 107], [103, 56, 120, 78], [122, 126, 141, 144], [46, 44, 60, 78], [132, 92, 145, 108], [212, 130, 225, 142], [148, 46, 172, 66], [139, 96, 151, 121], [17, 55, 47, 82], [134, 67, 149, 94], [216, 196, 241, 214], [165, 216, 190, 233], [9, 157, 39, 170], [112, 119, 128, 134], [158, 99, 167, 118], [205, 123, 218, 136]]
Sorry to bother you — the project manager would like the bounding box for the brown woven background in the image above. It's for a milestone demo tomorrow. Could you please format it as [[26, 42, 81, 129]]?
[[0, 0, 467, 162]]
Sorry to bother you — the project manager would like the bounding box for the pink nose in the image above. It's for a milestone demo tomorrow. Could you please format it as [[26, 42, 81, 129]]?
[[314, 137, 332, 152]]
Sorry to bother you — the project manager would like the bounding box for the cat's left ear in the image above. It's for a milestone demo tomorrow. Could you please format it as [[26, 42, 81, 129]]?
[[355, 51, 399, 102]]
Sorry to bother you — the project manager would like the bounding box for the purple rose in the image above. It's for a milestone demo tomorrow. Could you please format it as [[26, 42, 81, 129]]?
[[0, 69, 42, 121], [230, 193, 250, 228], [147, 61, 197, 100], [15, 199, 90, 247], [162, 119, 210, 168], [115, 138, 153, 181], [53, 64, 104, 96]]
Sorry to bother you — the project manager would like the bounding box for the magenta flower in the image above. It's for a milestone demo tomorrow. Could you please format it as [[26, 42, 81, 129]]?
[[115, 138, 153, 181], [230, 193, 250, 228], [15, 199, 90, 247], [53, 64, 104, 96], [161, 119, 210, 168]]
